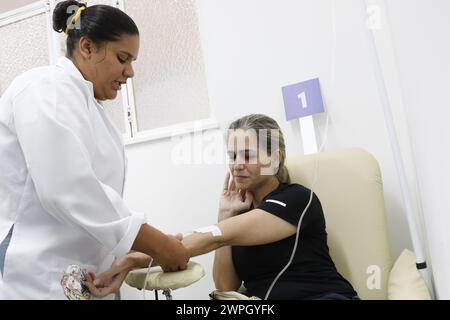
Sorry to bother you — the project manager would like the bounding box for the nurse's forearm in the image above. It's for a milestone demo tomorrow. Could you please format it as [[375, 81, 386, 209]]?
[[131, 224, 189, 271], [132, 224, 169, 257]]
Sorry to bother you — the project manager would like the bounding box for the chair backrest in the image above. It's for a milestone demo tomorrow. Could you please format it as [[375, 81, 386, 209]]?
[[286, 148, 392, 299]]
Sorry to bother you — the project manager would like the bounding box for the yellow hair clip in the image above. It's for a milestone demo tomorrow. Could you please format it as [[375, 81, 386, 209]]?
[[65, 6, 86, 34]]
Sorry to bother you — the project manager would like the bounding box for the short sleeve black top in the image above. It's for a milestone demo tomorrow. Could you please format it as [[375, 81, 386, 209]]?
[[231, 183, 357, 300]]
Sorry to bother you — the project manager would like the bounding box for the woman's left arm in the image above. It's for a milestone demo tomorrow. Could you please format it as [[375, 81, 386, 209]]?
[[182, 209, 297, 257]]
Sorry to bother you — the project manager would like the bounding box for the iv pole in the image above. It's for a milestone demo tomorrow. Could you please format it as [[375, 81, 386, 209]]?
[[362, 0, 434, 296]]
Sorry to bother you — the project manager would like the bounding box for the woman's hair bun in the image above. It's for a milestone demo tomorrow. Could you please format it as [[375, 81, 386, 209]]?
[[52, 1, 87, 33]]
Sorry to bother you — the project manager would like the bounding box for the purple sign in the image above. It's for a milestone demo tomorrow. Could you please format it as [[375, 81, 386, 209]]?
[[282, 78, 324, 121]]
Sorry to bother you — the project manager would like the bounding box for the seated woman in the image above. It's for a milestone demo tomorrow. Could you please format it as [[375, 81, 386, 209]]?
[[87, 114, 358, 300]]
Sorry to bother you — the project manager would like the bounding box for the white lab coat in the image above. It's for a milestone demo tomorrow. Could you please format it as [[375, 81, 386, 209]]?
[[0, 57, 145, 299]]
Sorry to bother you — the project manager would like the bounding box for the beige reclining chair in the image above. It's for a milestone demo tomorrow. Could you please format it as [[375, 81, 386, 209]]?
[[287, 147, 392, 299], [288, 148, 433, 300]]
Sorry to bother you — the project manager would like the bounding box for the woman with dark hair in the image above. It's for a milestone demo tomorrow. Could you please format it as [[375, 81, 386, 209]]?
[[0, 1, 188, 299], [93, 114, 358, 300]]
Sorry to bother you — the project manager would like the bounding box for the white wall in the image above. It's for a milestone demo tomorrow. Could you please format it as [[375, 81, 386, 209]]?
[[385, 0, 450, 299], [121, 135, 224, 299], [121, 0, 419, 299]]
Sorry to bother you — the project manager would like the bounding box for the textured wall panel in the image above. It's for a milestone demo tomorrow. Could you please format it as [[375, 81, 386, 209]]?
[[124, 0, 211, 131], [0, 13, 49, 94]]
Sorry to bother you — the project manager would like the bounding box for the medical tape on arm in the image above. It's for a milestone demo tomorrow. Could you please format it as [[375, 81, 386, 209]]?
[[193, 225, 222, 237]]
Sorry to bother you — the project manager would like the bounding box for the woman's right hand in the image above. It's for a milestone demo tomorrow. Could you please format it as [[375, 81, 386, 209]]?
[[219, 172, 253, 221], [85, 251, 149, 298]]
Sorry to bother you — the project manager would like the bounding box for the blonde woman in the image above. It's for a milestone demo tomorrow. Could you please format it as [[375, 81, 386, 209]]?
[[89, 114, 357, 300]]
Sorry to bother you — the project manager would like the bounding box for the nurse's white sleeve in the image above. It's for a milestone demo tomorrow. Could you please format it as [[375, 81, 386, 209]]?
[[12, 79, 145, 259]]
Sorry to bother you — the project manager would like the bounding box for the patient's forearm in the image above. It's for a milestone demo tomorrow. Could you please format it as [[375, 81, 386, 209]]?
[[182, 212, 257, 257], [183, 209, 295, 258], [183, 221, 240, 290], [182, 231, 223, 258]]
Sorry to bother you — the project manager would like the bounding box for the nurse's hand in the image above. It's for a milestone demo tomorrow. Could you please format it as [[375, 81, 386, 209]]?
[[156, 235, 190, 272], [132, 225, 189, 273], [85, 262, 129, 298], [85, 252, 152, 298]]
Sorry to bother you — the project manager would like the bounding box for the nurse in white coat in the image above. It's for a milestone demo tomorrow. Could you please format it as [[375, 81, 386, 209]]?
[[0, 1, 189, 299]]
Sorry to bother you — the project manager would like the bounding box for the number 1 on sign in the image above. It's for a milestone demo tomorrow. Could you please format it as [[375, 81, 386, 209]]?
[[298, 92, 307, 109]]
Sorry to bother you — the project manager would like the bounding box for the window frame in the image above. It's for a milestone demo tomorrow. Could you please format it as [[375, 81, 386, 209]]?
[[0, 0, 219, 144]]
